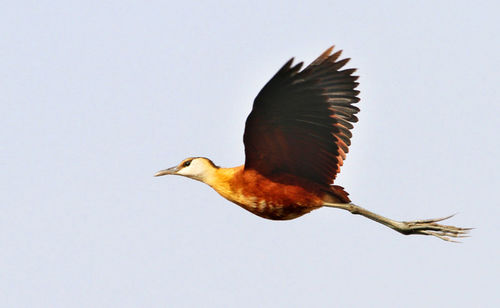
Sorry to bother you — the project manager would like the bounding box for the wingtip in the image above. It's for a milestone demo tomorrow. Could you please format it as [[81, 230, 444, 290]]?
[[322, 45, 335, 57], [276, 57, 295, 74], [310, 45, 338, 67], [329, 50, 343, 62]]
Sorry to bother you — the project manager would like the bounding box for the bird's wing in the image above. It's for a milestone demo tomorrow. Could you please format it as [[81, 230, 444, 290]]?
[[243, 46, 360, 185]]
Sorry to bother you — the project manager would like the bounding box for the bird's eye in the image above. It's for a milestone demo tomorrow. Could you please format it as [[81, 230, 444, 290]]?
[[183, 160, 191, 167]]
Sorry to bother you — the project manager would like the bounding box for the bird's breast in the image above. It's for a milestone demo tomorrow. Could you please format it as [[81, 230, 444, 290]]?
[[210, 167, 327, 220]]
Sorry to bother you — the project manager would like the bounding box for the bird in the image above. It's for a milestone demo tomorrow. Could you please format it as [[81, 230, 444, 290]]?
[[155, 46, 469, 242]]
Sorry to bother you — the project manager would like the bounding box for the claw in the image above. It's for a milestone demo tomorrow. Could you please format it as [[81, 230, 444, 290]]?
[[404, 214, 456, 224], [399, 215, 471, 242]]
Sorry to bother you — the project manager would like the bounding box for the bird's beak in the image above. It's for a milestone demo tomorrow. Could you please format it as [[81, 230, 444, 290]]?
[[154, 166, 179, 177]]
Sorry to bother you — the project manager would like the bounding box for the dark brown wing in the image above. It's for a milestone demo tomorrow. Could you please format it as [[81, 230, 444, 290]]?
[[243, 46, 359, 186]]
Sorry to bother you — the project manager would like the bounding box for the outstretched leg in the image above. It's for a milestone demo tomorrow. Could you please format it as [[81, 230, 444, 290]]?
[[323, 202, 470, 242]]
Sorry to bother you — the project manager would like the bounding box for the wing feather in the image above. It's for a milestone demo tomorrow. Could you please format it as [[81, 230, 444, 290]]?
[[243, 46, 360, 185]]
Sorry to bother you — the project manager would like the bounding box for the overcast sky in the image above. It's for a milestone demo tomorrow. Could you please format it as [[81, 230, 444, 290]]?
[[2, 1, 499, 307]]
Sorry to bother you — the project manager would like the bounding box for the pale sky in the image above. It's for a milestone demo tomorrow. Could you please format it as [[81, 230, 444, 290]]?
[[2, 1, 499, 307]]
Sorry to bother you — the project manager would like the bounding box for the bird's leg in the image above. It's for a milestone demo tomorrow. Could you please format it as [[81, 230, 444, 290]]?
[[323, 202, 470, 242]]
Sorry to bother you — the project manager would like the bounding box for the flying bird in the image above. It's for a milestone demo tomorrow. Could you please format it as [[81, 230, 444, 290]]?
[[155, 46, 469, 241]]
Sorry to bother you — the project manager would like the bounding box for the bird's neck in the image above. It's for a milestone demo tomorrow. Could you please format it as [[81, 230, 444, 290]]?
[[203, 165, 241, 186], [202, 165, 244, 201]]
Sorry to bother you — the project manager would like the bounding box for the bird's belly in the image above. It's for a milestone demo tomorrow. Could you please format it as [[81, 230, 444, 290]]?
[[216, 184, 325, 220], [235, 198, 321, 220]]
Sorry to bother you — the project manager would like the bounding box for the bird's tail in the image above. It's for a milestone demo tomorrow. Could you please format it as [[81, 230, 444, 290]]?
[[326, 185, 351, 203]]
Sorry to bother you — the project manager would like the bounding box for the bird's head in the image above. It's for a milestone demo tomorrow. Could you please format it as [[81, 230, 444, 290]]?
[[154, 157, 218, 183]]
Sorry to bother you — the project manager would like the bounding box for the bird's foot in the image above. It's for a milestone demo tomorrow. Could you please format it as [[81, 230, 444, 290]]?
[[395, 215, 471, 242]]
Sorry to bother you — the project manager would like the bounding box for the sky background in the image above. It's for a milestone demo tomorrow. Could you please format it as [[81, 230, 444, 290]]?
[[2, 1, 499, 307]]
